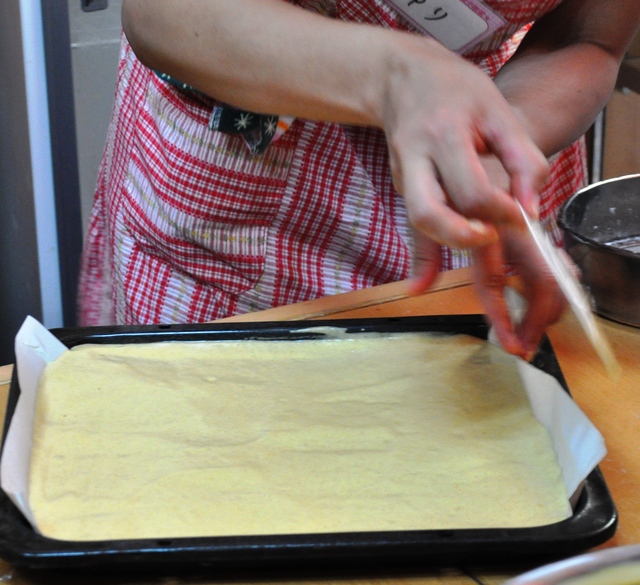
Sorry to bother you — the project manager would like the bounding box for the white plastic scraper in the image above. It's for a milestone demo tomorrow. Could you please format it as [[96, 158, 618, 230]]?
[[518, 202, 620, 379]]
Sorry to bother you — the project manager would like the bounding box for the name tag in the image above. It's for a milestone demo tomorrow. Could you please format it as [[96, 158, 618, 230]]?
[[384, 0, 505, 53]]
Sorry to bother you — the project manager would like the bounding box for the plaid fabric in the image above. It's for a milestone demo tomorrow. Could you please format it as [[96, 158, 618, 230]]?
[[78, 0, 586, 326], [153, 70, 294, 154]]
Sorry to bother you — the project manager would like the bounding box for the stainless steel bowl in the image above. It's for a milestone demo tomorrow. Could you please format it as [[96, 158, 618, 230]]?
[[503, 544, 640, 584], [558, 174, 640, 328]]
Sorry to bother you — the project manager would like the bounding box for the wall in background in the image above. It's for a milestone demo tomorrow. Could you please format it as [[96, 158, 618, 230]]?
[[68, 0, 122, 232], [603, 90, 640, 180], [603, 29, 640, 179]]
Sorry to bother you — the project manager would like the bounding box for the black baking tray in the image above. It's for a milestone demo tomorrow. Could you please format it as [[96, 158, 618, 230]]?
[[0, 315, 617, 571]]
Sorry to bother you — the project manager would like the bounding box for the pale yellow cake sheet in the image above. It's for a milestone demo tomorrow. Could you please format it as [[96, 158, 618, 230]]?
[[29, 332, 571, 541]]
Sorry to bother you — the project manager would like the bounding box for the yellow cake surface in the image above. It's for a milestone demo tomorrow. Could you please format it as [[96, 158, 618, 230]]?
[[29, 331, 571, 541]]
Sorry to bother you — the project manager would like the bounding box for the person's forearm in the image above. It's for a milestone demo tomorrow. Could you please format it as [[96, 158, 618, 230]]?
[[495, 0, 640, 159], [121, 0, 410, 126], [495, 43, 620, 158]]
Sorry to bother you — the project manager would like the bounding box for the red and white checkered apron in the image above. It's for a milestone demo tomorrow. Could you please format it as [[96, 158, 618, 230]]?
[[78, 0, 586, 326]]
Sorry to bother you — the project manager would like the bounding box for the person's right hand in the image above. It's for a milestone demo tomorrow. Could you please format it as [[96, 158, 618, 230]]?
[[381, 37, 549, 253]]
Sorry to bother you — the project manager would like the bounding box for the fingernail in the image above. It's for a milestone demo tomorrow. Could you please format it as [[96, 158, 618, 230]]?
[[468, 219, 497, 241]]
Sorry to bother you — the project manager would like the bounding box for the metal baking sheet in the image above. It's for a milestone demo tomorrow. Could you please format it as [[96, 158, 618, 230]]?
[[0, 316, 617, 571]]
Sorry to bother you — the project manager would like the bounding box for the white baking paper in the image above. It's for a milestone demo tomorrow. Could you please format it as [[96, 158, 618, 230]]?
[[1, 316, 67, 527], [1, 316, 607, 534]]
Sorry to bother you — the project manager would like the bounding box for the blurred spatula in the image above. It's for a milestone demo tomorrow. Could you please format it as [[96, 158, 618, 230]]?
[[518, 202, 620, 379]]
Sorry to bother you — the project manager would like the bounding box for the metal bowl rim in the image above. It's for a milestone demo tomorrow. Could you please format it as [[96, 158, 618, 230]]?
[[504, 543, 640, 584], [558, 173, 640, 262]]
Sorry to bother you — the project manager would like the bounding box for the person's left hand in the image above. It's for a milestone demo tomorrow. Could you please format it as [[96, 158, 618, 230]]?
[[409, 225, 567, 360], [471, 225, 568, 359], [407, 155, 568, 359]]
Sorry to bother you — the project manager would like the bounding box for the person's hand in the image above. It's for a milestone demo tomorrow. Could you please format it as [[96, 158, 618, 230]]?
[[470, 225, 568, 359], [406, 153, 566, 359], [469, 157, 567, 357], [383, 37, 549, 252], [409, 224, 568, 360]]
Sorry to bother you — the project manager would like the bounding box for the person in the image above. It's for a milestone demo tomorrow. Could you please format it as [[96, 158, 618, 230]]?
[[78, 0, 640, 359]]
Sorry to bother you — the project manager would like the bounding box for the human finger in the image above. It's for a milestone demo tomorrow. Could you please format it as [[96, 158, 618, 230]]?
[[395, 154, 499, 250], [516, 289, 566, 357], [429, 124, 524, 227], [406, 229, 442, 296], [500, 225, 569, 355], [471, 242, 527, 358], [479, 111, 550, 220]]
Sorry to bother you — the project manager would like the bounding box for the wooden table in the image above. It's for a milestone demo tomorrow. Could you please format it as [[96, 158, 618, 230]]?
[[1, 267, 639, 585]]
